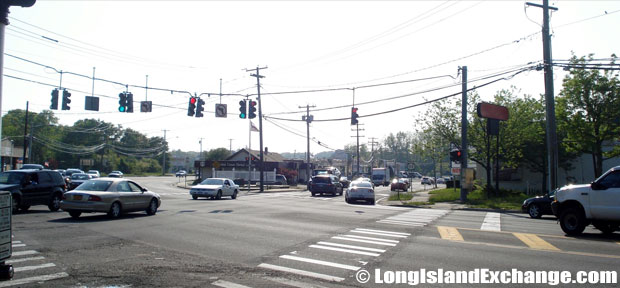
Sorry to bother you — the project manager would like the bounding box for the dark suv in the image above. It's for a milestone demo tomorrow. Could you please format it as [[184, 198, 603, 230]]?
[[309, 175, 343, 196], [0, 170, 67, 213]]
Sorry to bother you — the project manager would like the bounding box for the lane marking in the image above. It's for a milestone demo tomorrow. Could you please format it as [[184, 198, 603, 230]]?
[[258, 263, 345, 282], [480, 212, 501, 231], [377, 220, 426, 226], [317, 241, 386, 253], [14, 263, 56, 272], [5, 256, 45, 264], [341, 234, 399, 243], [513, 233, 560, 251], [12, 244, 26, 248], [350, 230, 408, 238], [11, 250, 38, 257], [0, 272, 69, 288], [331, 236, 397, 246], [437, 226, 464, 241], [309, 245, 380, 256], [12, 241, 21, 244], [212, 279, 253, 288], [280, 255, 360, 271], [353, 228, 411, 236], [264, 276, 328, 288]]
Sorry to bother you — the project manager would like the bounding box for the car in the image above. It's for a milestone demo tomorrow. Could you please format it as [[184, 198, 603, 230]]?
[[60, 178, 161, 219], [0, 169, 66, 213], [522, 189, 556, 219], [68, 173, 92, 190], [189, 178, 239, 200], [65, 168, 84, 177], [309, 174, 343, 196], [274, 174, 287, 185], [20, 164, 44, 170], [108, 171, 123, 178], [436, 178, 446, 184], [421, 177, 435, 185], [339, 176, 351, 188], [390, 178, 409, 192], [551, 166, 620, 235], [54, 169, 66, 176], [345, 180, 375, 205], [312, 167, 341, 178], [176, 170, 187, 177], [87, 170, 100, 178]]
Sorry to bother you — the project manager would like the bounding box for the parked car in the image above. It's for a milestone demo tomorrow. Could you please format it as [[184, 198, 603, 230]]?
[[87, 170, 100, 178], [20, 164, 45, 170], [339, 176, 351, 188], [69, 173, 92, 190], [436, 178, 446, 184], [390, 178, 409, 192], [274, 174, 287, 185], [345, 180, 375, 205], [0, 169, 66, 213], [309, 175, 343, 196], [522, 189, 556, 218], [65, 168, 84, 177], [176, 170, 187, 177], [60, 178, 161, 219], [421, 177, 435, 185], [54, 169, 66, 176], [108, 171, 123, 178], [189, 178, 239, 200]]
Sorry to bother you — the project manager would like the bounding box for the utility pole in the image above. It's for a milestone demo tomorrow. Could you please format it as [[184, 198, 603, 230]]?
[[351, 125, 365, 175], [300, 104, 315, 186], [228, 138, 233, 154], [22, 101, 29, 164], [199, 138, 204, 159], [460, 66, 468, 202], [526, 0, 558, 192], [368, 137, 379, 169], [162, 129, 168, 176], [246, 66, 267, 192]]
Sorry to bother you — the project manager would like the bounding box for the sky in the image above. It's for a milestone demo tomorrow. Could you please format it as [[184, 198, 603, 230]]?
[[2, 0, 619, 157]]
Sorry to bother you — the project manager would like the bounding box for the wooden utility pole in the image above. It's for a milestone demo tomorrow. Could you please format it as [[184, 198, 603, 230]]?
[[460, 66, 468, 202], [300, 105, 315, 186], [246, 66, 267, 192]]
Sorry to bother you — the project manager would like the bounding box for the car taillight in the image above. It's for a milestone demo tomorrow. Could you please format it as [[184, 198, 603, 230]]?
[[88, 195, 102, 201]]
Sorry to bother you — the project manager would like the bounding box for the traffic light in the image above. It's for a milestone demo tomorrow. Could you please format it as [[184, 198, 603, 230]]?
[[351, 107, 359, 125], [50, 89, 59, 110], [61, 89, 71, 110], [450, 149, 462, 163], [239, 100, 247, 119], [196, 98, 205, 117], [248, 100, 257, 119], [118, 92, 127, 112], [188, 97, 196, 116], [126, 92, 134, 113]]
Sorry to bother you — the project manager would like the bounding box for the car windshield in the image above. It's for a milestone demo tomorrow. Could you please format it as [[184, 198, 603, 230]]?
[[71, 174, 90, 180], [74, 180, 113, 191], [372, 175, 383, 180], [200, 179, 223, 185], [351, 181, 372, 188], [0, 172, 25, 184]]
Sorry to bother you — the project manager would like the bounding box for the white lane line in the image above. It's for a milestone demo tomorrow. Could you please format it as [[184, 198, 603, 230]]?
[[212, 280, 253, 288], [480, 212, 501, 231], [0, 272, 69, 288], [12, 241, 21, 244], [377, 220, 426, 226], [258, 263, 345, 282], [280, 255, 360, 271], [309, 245, 380, 256], [12, 244, 26, 248], [11, 250, 39, 257], [264, 277, 329, 288], [353, 228, 411, 236], [350, 230, 408, 238], [331, 236, 397, 247], [317, 241, 386, 253], [14, 263, 56, 272], [341, 234, 399, 243], [5, 256, 45, 264]]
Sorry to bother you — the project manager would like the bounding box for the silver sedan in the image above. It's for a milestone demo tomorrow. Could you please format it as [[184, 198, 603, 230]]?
[[60, 178, 161, 219]]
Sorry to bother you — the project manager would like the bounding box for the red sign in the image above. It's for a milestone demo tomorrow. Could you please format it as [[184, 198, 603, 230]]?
[[477, 102, 509, 121]]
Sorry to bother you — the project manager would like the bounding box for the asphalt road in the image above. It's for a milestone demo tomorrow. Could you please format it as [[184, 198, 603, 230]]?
[[4, 176, 619, 287]]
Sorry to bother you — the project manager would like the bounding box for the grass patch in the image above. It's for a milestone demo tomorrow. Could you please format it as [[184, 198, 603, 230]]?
[[388, 192, 414, 201], [429, 187, 529, 211]]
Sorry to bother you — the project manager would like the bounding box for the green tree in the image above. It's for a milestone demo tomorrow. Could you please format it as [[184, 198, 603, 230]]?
[[557, 54, 620, 178]]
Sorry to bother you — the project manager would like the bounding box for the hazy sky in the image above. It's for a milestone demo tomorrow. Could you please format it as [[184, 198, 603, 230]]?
[[2, 1, 619, 156]]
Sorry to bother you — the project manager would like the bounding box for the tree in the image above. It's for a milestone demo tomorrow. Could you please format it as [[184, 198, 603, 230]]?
[[557, 54, 620, 178]]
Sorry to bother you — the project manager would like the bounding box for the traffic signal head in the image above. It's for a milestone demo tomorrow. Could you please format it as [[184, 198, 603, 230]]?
[[239, 100, 247, 119], [248, 100, 257, 119], [188, 97, 196, 116], [50, 89, 59, 110], [196, 98, 205, 117], [450, 149, 462, 163], [126, 92, 134, 113], [351, 107, 359, 125], [61, 89, 71, 110], [118, 92, 127, 112]]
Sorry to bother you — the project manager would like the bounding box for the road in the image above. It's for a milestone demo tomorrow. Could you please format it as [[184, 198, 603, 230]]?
[[5, 176, 619, 287]]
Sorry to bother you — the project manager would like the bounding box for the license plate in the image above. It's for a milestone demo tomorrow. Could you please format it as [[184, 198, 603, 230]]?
[[73, 195, 83, 201]]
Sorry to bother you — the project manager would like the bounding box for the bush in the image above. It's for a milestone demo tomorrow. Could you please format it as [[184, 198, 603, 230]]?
[[429, 186, 529, 211]]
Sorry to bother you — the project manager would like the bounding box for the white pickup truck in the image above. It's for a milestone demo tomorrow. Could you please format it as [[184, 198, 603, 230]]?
[[551, 165, 620, 235]]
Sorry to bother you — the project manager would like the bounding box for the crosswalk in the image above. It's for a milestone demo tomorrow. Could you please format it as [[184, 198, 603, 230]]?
[[377, 208, 448, 226], [0, 240, 68, 287]]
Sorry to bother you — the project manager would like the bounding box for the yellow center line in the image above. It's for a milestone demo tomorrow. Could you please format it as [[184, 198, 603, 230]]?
[[513, 232, 560, 251], [437, 226, 464, 241]]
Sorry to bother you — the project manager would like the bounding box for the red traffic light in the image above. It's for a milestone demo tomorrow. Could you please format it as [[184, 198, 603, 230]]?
[[190, 97, 197, 104]]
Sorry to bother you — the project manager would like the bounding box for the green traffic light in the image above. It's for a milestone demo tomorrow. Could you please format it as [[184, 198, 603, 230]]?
[[240, 113, 246, 119], [119, 106, 125, 112]]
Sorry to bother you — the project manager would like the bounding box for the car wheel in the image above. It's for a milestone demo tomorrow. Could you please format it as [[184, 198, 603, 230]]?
[[527, 204, 542, 219], [69, 211, 81, 219], [311, 192, 316, 197], [592, 221, 619, 234], [146, 198, 158, 215], [231, 190, 238, 199], [108, 202, 122, 219], [192, 195, 198, 200], [0, 264, 13, 280], [11, 195, 20, 214], [48, 193, 62, 212], [559, 208, 586, 236], [18, 204, 30, 211], [369, 199, 375, 205], [216, 190, 222, 200]]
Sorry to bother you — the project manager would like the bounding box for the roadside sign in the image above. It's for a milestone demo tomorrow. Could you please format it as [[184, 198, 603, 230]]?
[[451, 167, 461, 175], [0, 192, 11, 261], [215, 104, 227, 118]]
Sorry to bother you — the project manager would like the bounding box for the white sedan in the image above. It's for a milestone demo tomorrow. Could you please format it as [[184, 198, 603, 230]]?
[[190, 178, 239, 200]]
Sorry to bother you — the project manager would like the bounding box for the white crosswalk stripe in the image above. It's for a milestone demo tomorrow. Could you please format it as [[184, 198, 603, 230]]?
[[378, 208, 448, 227], [3, 239, 69, 287]]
